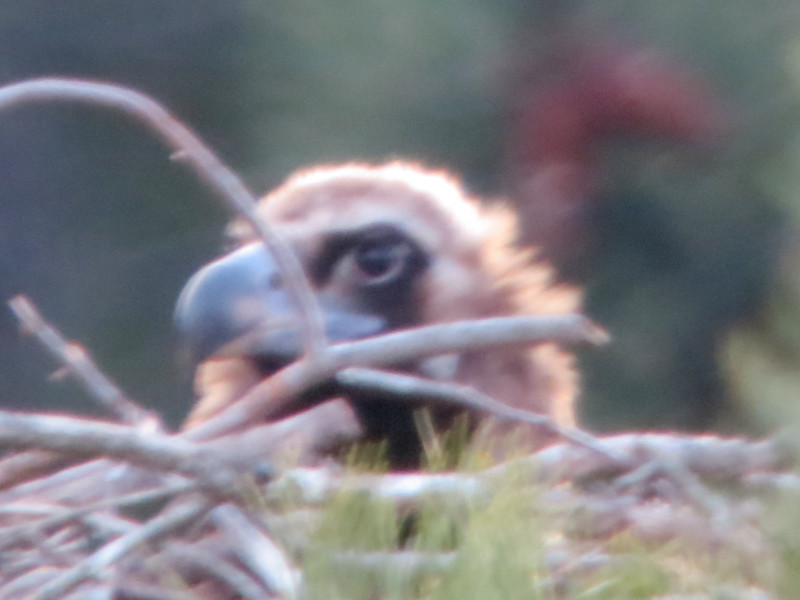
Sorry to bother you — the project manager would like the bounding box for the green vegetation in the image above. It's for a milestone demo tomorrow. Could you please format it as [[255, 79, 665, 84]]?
[[278, 429, 798, 600]]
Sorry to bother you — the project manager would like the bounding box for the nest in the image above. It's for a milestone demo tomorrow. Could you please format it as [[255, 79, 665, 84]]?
[[0, 359, 791, 599], [0, 79, 796, 600]]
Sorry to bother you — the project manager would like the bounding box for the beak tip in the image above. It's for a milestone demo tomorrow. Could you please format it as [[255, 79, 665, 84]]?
[[175, 243, 390, 371], [174, 244, 278, 366]]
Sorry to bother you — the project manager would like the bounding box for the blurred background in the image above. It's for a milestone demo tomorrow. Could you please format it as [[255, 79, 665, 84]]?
[[1, 1, 799, 435]]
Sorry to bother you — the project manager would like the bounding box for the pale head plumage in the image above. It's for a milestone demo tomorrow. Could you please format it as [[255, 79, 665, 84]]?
[[229, 162, 578, 324]]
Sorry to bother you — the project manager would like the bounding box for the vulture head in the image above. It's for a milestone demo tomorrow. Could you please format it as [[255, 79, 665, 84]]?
[[175, 163, 580, 466]]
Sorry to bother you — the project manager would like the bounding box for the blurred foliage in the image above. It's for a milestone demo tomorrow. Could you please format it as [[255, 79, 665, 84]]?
[[720, 27, 800, 448], [556, 1, 799, 431]]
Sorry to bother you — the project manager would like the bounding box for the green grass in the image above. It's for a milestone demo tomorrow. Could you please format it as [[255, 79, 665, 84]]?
[[278, 414, 800, 599]]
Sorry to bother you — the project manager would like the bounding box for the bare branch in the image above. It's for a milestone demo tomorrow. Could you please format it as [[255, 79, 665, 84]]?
[[0, 410, 245, 499], [0, 78, 326, 357], [0, 400, 360, 518], [212, 504, 300, 599], [186, 313, 607, 441], [0, 450, 78, 494], [329, 314, 609, 366], [523, 433, 788, 484], [0, 457, 136, 508], [205, 399, 363, 467], [9, 295, 157, 428], [28, 498, 208, 600], [336, 367, 618, 459], [163, 542, 271, 600], [0, 481, 193, 555], [88, 583, 197, 600], [269, 434, 787, 507]]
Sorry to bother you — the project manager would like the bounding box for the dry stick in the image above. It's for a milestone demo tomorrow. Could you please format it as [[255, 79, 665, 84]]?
[[525, 433, 786, 484], [0, 77, 326, 357], [0, 400, 359, 511], [184, 313, 609, 443], [205, 398, 364, 467], [163, 541, 271, 600], [9, 295, 155, 427], [0, 450, 77, 496], [28, 498, 209, 600], [0, 458, 126, 506], [97, 584, 197, 600], [0, 411, 244, 500], [336, 367, 613, 457], [1, 295, 156, 494], [331, 314, 609, 365], [212, 504, 300, 599], [269, 434, 787, 507], [0, 481, 193, 554], [0, 400, 359, 517]]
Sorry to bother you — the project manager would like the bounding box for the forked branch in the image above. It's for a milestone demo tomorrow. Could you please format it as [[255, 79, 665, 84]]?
[[9, 295, 155, 427]]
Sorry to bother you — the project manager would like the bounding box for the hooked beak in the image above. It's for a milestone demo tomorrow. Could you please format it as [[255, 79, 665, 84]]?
[[175, 243, 386, 371]]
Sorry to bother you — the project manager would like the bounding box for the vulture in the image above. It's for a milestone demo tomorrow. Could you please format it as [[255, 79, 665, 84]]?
[[175, 162, 580, 466]]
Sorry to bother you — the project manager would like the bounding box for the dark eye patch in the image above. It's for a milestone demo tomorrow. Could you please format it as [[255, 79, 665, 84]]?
[[309, 223, 427, 285]]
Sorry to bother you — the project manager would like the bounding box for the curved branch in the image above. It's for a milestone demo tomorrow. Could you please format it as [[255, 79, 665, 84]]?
[[0, 77, 327, 357]]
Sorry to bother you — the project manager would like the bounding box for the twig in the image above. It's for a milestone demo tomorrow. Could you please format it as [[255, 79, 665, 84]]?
[[270, 467, 485, 509], [744, 471, 800, 493], [94, 583, 197, 600], [205, 398, 364, 468], [329, 314, 609, 366], [269, 434, 787, 507], [186, 313, 607, 441], [0, 481, 193, 554], [27, 498, 209, 600], [523, 433, 787, 485], [0, 410, 247, 499], [0, 449, 79, 494], [9, 295, 156, 428], [0, 77, 326, 357], [0, 400, 360, 516], [0, 458, 129, 506], [163, 541, 271, 600], [622, 446, 732, 523], [336, 367, 618, 459], [212, 504, 300, 600]]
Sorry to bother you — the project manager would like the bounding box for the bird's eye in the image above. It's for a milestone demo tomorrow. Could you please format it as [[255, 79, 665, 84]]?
[[352, 238, 411, 283]]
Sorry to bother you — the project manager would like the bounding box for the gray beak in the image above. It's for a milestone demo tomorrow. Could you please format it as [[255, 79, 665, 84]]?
[[175, 243, 386, 368]]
